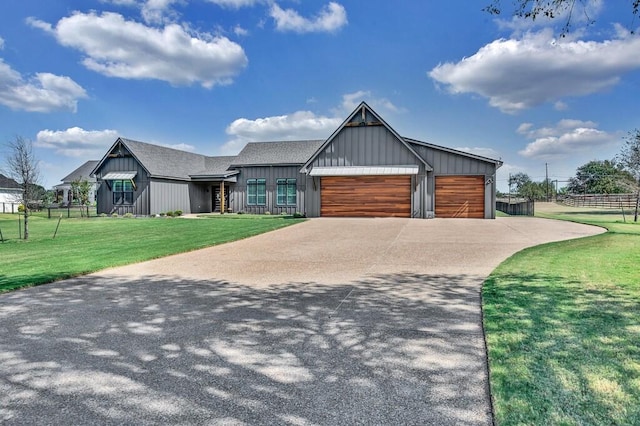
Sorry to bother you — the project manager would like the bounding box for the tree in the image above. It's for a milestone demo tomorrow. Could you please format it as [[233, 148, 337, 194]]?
[[509, 172, 532, 195], [71, 177, 92, 217], [5, 137, 41, 240], [484, 0, 640, 34], [566, 160, 635, 194], [617, 129, 640, 222]]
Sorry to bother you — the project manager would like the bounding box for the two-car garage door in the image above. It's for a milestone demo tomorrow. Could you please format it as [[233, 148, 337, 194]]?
[[321, 175, 411, 217]]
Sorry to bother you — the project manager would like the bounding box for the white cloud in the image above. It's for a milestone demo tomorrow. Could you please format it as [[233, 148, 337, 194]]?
[[270, 2, 347, 33], [207, 0, 262, 8], [218, 91, 402, 154], [495, 0, 604, 34], [219, 110, 342, 154], [141, 0, 183, 24], [455, 147, 502, 160], [233, 25, 249, 36], [517, 119, 617, 160], [0, 60, 87, 113], [30, 11, 248, 88], [428, 28, 640, 113], [336, 90, 402, 115], [35, 127, 119, 157], [101, 0, 139, 5]]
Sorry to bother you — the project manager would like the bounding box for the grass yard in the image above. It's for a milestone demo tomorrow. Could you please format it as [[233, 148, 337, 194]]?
[[484, 203, 640, 425], [0, 214, 303, 293]]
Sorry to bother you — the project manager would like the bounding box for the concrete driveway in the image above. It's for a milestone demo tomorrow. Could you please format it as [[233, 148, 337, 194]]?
[[0, 217, 603, 425]]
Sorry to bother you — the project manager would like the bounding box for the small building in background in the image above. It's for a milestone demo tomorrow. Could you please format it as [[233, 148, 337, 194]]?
[[54, 160, 99, 206]]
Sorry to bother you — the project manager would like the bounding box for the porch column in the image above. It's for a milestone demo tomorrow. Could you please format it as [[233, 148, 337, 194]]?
[[220, 181, 225, 214]]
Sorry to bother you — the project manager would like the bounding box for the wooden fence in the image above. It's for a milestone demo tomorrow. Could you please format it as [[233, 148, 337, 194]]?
[[496, 199, 535, 216], [558, 194, 638, 209]]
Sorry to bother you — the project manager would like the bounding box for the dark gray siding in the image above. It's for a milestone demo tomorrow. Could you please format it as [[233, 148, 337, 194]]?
[[411, 144, 498, 218], [150, 179, 191, 214], [231, 166, 305, 214], [306, 126, 427, 218], [95, 156, 150, 216], [189, 183, 212, 214], [311, 126, 423, 168]]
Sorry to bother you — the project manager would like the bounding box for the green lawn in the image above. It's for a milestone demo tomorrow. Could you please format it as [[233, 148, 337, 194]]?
[[484, 204, 640, 425], [0, 214, 303, 293]]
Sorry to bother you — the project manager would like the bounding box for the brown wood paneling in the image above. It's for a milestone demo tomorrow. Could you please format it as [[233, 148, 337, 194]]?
[[321, 176, 411, 217], [435, 175, 485, 218]]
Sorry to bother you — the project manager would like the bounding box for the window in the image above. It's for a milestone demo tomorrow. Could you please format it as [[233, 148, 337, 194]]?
[[247, 178, 266, 205], [277, 178, 297, 205], [113, 180, 133, 205]]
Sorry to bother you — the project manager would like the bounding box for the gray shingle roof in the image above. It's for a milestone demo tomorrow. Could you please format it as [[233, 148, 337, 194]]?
[[190, 156, 238, 177], [119, 138, 214, 179], [0, 173, 20, 189], [60, 160, 99, 183], [231, 140, 325, 166]]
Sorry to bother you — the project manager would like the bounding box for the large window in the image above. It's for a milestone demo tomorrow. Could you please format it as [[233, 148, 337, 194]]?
[[113, 180, 133, 205], [247, 178, 266, 205], [277, 178, 297, 205]]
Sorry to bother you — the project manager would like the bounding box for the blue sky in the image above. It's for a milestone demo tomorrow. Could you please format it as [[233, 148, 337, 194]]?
[[1, 0, 639, 191]]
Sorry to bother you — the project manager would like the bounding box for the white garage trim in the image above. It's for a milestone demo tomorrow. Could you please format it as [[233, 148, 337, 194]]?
[[309, 165, 419, 176]]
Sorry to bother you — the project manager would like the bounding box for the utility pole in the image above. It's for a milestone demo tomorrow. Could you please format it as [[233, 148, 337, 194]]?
[[545, 163, 549, 202]]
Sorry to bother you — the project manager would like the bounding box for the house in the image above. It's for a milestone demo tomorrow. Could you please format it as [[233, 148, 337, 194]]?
[[0, 174, 21, 208], [54, 160, 99, 205], [92, 102, 502, 218]]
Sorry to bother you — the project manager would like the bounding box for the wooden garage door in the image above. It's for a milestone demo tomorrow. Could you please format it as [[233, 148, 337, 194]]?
[[321, 175, 411, 217], [435, 176, 485, 218]]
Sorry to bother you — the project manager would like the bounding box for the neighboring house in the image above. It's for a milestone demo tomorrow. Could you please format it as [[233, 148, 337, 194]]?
[[54, 160, 99, 205], [92, 102, 503, 218], [0, 173, 21, 204]]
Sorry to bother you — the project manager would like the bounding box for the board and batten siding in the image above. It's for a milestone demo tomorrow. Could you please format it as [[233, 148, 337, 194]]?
[[189, 183, 212, 214], [150, 179, 191, 215], [95, 156, 150, 216], [230, 166, 305, 214], [409, 143, 498, 218], [305, 125, 427, 218]]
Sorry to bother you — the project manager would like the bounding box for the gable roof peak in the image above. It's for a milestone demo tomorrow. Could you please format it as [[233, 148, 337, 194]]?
[[301, 101, 427, 171]]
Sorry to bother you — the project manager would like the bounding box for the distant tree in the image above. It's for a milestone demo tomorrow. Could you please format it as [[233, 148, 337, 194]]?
[[566, 160, 635, 194], [484, 0, 640, 34], [5, 137, 40, 240], [71, 177, 92, 217], [509, 172, 532, 195], [617, 129, 640, 222]]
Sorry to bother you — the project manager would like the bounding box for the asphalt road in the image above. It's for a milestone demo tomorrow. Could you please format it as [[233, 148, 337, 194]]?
[[0, 217, 603, 425]]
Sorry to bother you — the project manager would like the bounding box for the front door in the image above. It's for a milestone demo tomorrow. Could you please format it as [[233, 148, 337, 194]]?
[[213, 186, 229, 212]]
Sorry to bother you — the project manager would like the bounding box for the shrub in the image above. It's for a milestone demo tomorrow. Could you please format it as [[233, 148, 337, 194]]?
[[111, 213, 118, 218], [99, 213, 107, 218], [159, 212, 165, 217], [18, 204, 25, 213], [174, 210, 183, 216], [124, 212, 134, 218], [237, 210, 245, 215], [166, 211, 174, 217], [264, 211, 271, 215], [293, 212, 305, 218], [280, 211, 288, 216]]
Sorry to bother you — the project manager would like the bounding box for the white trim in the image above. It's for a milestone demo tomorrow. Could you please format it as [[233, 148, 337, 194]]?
[[309, 165, 419, 176]]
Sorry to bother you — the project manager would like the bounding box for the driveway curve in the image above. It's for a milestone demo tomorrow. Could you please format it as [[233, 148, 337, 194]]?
[[0, 217, 603, 425]]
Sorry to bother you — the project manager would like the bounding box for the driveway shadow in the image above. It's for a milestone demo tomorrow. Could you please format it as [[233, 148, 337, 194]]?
[[0, 273, 491, 425]]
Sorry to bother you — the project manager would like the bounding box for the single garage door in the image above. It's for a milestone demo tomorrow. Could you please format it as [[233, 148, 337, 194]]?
[[435, 175, 485, 218], [321, 175, 411, 217]]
